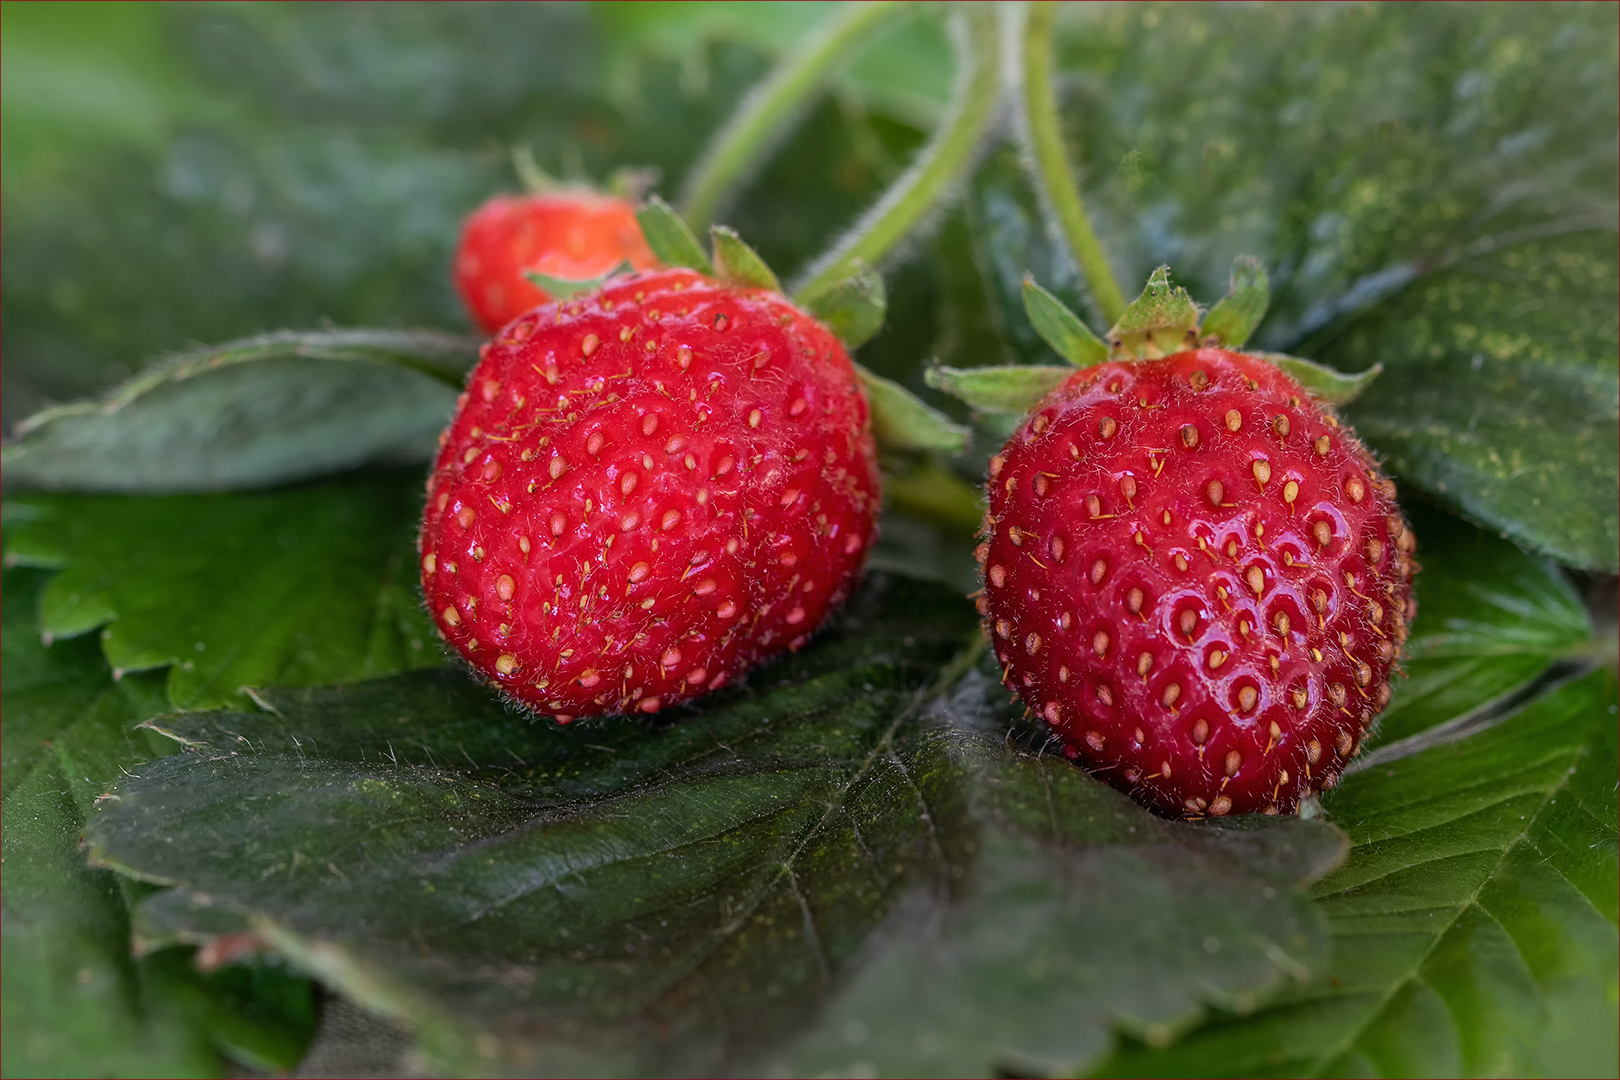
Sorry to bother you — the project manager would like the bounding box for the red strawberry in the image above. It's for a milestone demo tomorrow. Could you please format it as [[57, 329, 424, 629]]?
[[454, 192, 660, 334], [419, 266, 881, 721], [976, 348, 1415, 817]]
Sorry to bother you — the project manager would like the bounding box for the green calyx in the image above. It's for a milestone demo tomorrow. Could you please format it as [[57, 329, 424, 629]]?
[[1106, 266, 1202, 361], [523, 262, 633, 300], [637, 195, 716, 276], [1199, 256, 1268, 348], [710, 226, 781, 292], [634, 197, 958, 458], [635, 198, 889, 350], [931, 258, 1380, 417]]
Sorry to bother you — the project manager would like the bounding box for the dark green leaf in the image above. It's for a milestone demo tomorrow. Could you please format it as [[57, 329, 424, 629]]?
[[3, 471, 443, 710], [925, 363, 1070, 415], [867, 508, 982, 595], [1327, 234, 1620, 571], [1108, 266, 1200, 360], [89, 576, 980, 1074], [1199, 256, 1269, 349], [1090, 668, 1619, 1078], [523, 262, 633, 300], [968, 148, 1093, 364], [1255, 352, 1381, 405], [771, 672, 1346, 1077], [709, 225, 781, 292], [635, 195, 714, 275], [2, 330, 476, 494], [876, 454, 985, 538], [4, 752, 220, 1078], [1052, 4, 1617, 354], [801, 259, 888, 349], [1370, 503, 1590, 749], [1024, 276, 1108, 367], [87, 578, 1345, 1076], [857, 364, 970, 454]]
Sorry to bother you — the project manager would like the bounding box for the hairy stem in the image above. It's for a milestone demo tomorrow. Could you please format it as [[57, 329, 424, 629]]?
[[677, 1, 907, 232], [1022, 0, 1125, 325], [791, 3, 1002, 304]]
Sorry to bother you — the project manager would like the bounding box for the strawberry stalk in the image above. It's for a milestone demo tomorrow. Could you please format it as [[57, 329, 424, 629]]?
[[677, 0, 909, 231], [1020, 0, 1127, 325], [791, 2, 1003, 302]]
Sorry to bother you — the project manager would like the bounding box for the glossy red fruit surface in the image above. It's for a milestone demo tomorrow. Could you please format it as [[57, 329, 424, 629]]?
[[977, 349, 1416, 817], [454, 192, 660, 333], [420, 268, 881, 721]]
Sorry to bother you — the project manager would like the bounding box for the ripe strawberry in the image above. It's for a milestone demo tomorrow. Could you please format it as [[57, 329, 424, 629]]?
[[454, 191, 660, 334], [419, 266, 880, 721], [976, 348, 1415, 817]]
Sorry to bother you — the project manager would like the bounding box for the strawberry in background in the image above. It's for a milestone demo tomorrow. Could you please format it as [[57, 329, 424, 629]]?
[[453, 151, 660, 333]]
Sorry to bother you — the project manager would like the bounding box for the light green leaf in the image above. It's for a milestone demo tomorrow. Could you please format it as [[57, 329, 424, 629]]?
[[1200, 256, 1269, 348], [1, 564, 317, 1076], [522, 261, 632, 300], [1, 565, 115, 799], [1370, 503, 1590, 750], [2, 330, 477, 494], [801, 259, 887, 349], [1107, 266, 1201, 360], [709, 225, 781, 291], [1023, 275, 1108, 367], [1328, 234, 1620, 572], [1254, 351, 1382, 405], [925, 363, 1070, 414], [635, 194, 714, 275], [1089, 668, 1619, 1078], [3, 472, 444, 710], [856, 363, 970, 454]]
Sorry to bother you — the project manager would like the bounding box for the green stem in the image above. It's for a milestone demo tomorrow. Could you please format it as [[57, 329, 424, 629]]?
[[678, 1, 907, 232], [1022, 0, 1125, 325], [791, 3, 1002, 304]]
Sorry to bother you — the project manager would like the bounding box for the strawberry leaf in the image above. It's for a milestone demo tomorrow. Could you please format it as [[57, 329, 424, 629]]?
[[708, 225, 781, 292], [1368, 503, 1592, 751], [1023, 276, 1108, 367], [856, 363, 971, 454], [1199, 256, 1269, 349], [925, 363, 1071, 415], [1, 564, 318, 1076], [801, 259, 887, 349], [3, 472, 443, 710], [635, 195, 715, 276], [84, 576, 1347, 1077], [1, 330, 476, 494], [1089, 667, 1619, 1078], [965, 149, 1095, 365], [1327, 234, 1620, 573], [770, 673, 1347, 1077]]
